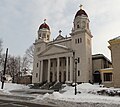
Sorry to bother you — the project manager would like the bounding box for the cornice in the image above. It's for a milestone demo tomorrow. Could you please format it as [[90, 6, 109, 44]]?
[[70, 29, 92, 38], [108, 39, 120, 45]]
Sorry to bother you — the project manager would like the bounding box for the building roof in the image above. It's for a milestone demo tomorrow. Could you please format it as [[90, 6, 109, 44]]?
[[92, 54, 111, 64], [108, 36, 120, 45]]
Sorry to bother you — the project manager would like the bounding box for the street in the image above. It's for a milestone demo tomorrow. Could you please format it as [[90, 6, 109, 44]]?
[[0, 99, 56, 107]]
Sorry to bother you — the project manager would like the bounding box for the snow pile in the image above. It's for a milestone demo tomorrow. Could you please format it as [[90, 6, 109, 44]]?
[[41, 83, 120, 105], [0, 82, 29, 94], [43, 92, 62, 99]]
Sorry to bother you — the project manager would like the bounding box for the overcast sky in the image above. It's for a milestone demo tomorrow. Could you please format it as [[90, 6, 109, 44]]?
[[1, 0, 120, 59]]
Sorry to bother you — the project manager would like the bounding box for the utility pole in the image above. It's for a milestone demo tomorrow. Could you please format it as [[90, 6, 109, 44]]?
[[1, 48, 8, 89], [74, 58, 77, 95]]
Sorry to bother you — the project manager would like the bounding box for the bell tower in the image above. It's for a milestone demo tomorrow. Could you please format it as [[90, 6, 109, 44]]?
[[38, 19, 51, 42], [71, 5, 93, 83], [73, 5, 90, 33]]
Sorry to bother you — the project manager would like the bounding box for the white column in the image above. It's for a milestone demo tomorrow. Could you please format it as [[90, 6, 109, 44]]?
[[70, 57, 73, 82], [57, 58, 60, 82], [53, 60, 55, 81], [40, 60, 43, 83], [47, 59, 50, 82], [66, 57, 69, 82]]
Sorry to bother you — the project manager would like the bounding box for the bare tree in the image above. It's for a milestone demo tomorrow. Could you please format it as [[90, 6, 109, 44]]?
[[0, 39, 3, 65], [6, 56, 20, 83], [0, 39, 3, 55], [21, 56, 30, 70], [25, 44, 34, 64]]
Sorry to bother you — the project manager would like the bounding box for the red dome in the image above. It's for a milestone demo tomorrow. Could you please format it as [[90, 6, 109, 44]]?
[[39, 22, 50, 30], [75, 9, 88, 18]]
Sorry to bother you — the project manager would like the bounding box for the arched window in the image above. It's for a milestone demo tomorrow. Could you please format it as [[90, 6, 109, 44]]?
[[47, 35, 49, 40], [80, 38, 82, 43], [77, 24, 80, 28], [78, 70, 80, 76]]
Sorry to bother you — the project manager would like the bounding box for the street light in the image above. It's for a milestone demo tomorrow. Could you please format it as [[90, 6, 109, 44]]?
[[74, 58, 78, 95]]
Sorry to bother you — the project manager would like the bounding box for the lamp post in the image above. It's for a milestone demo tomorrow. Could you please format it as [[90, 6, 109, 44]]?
[[1, 48, 8, 89], [74, 58, 78, 95]]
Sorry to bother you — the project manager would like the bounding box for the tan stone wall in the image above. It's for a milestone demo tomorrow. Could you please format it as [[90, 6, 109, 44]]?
[[111, 43, 120, 87]]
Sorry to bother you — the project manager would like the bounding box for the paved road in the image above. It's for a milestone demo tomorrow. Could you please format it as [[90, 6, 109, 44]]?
[[0, 99, 56, 107]]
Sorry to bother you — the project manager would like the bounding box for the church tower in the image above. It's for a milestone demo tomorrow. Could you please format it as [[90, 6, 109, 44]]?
[[32, 20, 51, 83], [71, 5, 93, 82], [38, 19, 51, 42]]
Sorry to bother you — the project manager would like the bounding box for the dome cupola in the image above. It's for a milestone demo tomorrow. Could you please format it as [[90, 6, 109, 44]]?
[[75, 5, 88, 18], [38, 19, 51, 42], [72, 5, 90, 33], [39, 19, 50, 30]]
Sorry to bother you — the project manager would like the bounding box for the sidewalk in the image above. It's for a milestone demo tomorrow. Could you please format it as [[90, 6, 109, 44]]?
[[10, 88, 55, 94], [0, 91, 57, 107]]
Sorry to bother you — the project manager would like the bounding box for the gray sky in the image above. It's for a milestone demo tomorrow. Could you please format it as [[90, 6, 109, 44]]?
[[1, 0, 120, 60]]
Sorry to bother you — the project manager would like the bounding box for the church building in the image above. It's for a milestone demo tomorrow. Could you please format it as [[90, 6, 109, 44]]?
[[32, 5, 93, 84]]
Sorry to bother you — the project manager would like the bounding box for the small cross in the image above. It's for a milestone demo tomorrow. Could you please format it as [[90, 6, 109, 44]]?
[[80, 4, 83, 9], [59, 30, 62, 35], [44, 19, 46, 23]]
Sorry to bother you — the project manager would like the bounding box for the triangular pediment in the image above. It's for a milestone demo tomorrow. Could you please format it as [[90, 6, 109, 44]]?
[[55, 35, 65, 41], [38, 44, 72, 57]]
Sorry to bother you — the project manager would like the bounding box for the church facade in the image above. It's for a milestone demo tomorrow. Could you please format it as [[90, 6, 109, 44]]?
[[32, 6, 93, 84]]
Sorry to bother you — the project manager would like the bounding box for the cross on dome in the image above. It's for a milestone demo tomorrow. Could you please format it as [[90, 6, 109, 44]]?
[[44, 19, 46, 23], [80, 4, 83, 9], [59, 30, 62, 35]]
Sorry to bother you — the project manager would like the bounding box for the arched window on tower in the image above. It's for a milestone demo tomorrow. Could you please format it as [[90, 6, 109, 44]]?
[[47, 35, 49, 40], [77, 22, 80, 29], [87, 23, 89, 29], [38, 34, 41, 39], [77, 25, 80, 28]]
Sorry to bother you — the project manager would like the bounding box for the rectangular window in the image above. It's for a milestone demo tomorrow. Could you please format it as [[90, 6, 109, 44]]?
[[80, 38, 82, 43], [78, 57, 80, 63], [104, 73, 112, 82], [37, 63, 38, 67], [78, 70, 80, 76], [78, 38, 79, 43], [36, 73, 38, 77]]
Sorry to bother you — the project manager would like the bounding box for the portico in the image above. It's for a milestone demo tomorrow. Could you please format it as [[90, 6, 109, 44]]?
[[39, 51, 74, 83]]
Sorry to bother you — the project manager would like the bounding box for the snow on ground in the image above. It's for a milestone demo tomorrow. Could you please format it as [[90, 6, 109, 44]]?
[[1, 82, 120, 106], [0, 82, 29, 94], [41, 83, 120, 105]]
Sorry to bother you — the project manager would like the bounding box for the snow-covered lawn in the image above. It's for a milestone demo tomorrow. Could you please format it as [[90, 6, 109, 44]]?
[[41, 83, 120, 105], [0, 82, 120, 106], [0, 82, 29, 94]]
